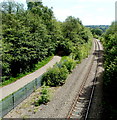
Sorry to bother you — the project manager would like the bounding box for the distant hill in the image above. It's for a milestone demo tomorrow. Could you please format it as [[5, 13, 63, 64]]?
[[85, 25, 109, 32]]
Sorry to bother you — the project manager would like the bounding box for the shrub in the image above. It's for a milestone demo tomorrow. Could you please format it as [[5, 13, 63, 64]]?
[[61, 57, 76, 73], [41, 65, 69, 87], [35, 85, 50, 106], [59, 65, 69, 83]]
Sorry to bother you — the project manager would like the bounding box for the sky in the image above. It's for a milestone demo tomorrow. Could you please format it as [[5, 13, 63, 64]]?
[[0, 0, 116, 25], [42, 0, 116, 25]]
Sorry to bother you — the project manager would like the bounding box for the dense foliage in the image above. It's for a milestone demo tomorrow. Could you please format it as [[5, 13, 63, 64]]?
[[1, 0, 93, 84], [86, 25, 109, 39], [61, 57, 76, 73], [41, 57, 76, 86], [91, 28, 103, 36], [102, 21, 117, 119], [86, 25, 109, 32], [41, 64, 69, 87]]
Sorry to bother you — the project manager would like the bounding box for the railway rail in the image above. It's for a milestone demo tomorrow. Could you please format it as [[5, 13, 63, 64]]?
[[67, 39, 101, 119]]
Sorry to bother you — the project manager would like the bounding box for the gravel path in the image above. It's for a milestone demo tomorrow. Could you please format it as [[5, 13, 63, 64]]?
[[0, 56, 61, 100]]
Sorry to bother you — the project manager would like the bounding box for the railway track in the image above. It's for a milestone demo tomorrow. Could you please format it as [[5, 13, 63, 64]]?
[[66, 39, 101, 119]]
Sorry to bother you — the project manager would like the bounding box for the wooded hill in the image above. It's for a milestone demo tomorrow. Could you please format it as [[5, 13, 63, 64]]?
[[86, 25, 109, 33], [1, 1, 93, 84]]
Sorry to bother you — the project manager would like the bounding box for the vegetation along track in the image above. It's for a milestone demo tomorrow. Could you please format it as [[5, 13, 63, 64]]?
[[67, 39, 101, 119]]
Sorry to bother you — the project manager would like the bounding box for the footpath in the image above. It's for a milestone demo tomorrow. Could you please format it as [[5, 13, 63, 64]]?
[[0, 56, 61, 100]]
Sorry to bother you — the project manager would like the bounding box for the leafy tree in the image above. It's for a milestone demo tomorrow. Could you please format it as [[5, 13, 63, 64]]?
[[26, 0, 42, 10], [91, 28, 103, 36], [103, 21, 117, 119], [1, 0, 24, 14], [1, 1, 93, 84]]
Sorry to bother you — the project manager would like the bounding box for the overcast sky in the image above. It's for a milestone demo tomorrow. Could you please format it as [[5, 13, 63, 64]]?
[[1, 0, 116, 25]]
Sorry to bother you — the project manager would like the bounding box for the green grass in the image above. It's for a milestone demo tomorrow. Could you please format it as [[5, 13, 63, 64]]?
[[0, 56, 53, 87]]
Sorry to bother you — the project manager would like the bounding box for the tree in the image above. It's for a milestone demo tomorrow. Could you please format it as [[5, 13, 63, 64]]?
[[26, 0, 42, 10], [103, 21, 117, 119], [91, 28, 103, 36], [1, 1, 93, 84]]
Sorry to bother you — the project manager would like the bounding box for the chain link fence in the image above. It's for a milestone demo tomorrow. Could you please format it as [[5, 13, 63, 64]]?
[[0, 75, 42, 118]]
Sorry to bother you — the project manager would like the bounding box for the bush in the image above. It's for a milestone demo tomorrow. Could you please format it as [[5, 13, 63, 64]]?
[[41, 57, 77, 87], [71, 48, 81, 60], [59, 65, 69, 82], [61, 57, 76, 72], [41, 65, 69, 87], [35, 85, 50, 106]]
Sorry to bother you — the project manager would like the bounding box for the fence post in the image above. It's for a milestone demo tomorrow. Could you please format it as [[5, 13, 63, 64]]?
[[25, 85, 27, 98], [39, 76, 42, 87], [35, 78, 37, 89], [12, 93, 14, 109]]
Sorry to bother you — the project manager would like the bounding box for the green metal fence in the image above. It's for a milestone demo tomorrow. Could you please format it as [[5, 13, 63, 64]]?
[[0, 75, 42, 118]]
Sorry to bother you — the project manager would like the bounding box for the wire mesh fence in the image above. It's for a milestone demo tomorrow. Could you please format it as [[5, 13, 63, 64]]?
[[0, 75, 42, 118]]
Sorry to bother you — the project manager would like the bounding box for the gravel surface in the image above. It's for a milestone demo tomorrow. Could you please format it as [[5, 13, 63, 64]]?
[[0, 56, 61, 100], [4, 86, 59, 118]]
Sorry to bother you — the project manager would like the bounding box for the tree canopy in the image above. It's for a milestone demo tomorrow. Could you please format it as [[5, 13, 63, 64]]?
[[103, 21, 117, 119], [1, 0, 93, 83]]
